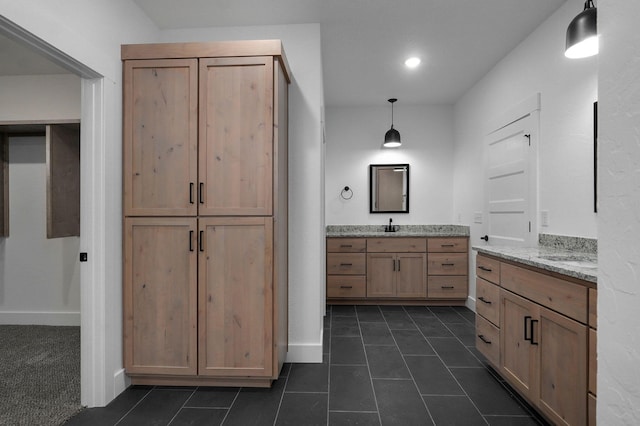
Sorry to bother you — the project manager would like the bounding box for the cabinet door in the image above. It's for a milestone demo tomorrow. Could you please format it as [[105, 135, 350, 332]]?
[[199, 57, 273, 216], [537, 306, 587, 426], [501, 290, 538, 399], [367, 253, 396, 297], [396, 253, 427, 298], [123, 218, 198, 375], [199, 217, 273, 377], [123, 59, 198, 216]]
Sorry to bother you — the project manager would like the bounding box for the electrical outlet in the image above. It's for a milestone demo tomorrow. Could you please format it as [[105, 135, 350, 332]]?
[[473, 212, 483, 224], [541, 210, 550, 227]]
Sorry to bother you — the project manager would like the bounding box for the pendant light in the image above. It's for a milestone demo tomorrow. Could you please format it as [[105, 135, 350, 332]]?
[[565, 0, 598, 59], [383, 98, 401, 148]]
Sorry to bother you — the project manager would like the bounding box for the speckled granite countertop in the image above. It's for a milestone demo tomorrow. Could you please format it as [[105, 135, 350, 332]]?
[[326, 225, 470, 238], [473, 244, 597, 284]]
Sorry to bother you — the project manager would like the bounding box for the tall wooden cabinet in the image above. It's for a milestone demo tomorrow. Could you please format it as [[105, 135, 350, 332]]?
[[122, 41, 290, 387]]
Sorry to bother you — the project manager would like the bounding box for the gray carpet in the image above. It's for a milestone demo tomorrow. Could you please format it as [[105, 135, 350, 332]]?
[[0, 325, 82, 426]]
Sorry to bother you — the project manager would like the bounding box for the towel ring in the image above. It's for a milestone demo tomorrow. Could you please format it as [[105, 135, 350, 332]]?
[[340, 186, 353, 200]]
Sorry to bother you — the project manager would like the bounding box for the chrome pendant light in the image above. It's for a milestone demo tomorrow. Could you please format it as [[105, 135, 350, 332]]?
[[383, 98, 401, 148], [565, 0, 598, 59]]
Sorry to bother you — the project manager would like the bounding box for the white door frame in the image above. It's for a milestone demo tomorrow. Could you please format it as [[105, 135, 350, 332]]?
[[0, 17, 107, 407]]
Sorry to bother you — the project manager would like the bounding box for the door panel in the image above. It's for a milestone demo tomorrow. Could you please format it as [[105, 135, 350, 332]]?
[[396, 253, 426, 298], [199, 217, 273, 377], [123, 59, 198, 216], [199, 57, 273, 216], [367, 253, 396, 297], [124, 218, 198, 375]]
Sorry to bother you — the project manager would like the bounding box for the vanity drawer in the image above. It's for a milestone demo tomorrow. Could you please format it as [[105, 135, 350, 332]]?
[[327, 238, 366, 253], [327, 253, 366, 275], [428, 253, 468, 275], [427, 276, 467, 299], [476, 254, 500, 284], [367, 238, 426, 253], [327, 276, 366, 298], [476, 277, 500, 326], [476, 314, 500, 367], [427, 237, 468, 253]]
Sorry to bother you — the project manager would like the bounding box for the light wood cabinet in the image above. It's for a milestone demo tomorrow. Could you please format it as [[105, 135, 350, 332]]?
[[122, 40, 290, 387], [327, 236, 468, 303], [476, 253, 593, 426], [427, 237, 468, 299]]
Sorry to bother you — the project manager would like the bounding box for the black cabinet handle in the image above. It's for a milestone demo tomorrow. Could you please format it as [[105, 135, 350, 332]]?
[[340, 285, 353, 289], [478, 296, 492, 304], [189, 230, 194, 252], [441, 244, 455, 247], [524, 316, 532, 342], [340, 263, 353, 267], [340, 244, 353, 248], [478, 266, 492, 272], [199, 230, 204, 252], [398, 260, 401, 271], [441, 285, 454, 289], [441, 263, 455, 266], [478, 334, 492, 344], [480, 235, 489, 242], [530, 319, 539, 345], [199, 182, 204, 204], [189, 183, 195, 204]]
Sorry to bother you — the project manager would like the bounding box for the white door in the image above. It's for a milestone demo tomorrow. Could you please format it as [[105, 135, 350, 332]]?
[[484, 102, 538, 247]]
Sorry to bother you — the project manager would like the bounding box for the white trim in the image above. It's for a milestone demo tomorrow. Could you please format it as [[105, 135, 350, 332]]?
[[487, 93, 541, 135], [0, 311, 80, 326], [285, 329, 323, 363], [80, 77, 107, 408], [113, 368, 128, 397]]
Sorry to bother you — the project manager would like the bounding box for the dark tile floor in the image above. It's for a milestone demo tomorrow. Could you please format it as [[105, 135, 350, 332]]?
[[65, 305, 549, 426]]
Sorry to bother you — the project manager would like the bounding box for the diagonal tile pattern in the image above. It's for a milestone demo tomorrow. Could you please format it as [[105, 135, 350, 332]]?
[[64, 305, 549, 426]]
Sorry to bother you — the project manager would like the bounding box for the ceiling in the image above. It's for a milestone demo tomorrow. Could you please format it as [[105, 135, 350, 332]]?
[[1, 0, 567, 107]]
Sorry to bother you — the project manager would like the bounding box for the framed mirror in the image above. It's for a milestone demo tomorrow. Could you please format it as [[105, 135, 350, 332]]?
[[369, 164, 409, 213]]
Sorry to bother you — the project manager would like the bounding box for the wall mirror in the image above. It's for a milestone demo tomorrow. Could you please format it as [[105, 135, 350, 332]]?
[[369, 164, 409, 213]]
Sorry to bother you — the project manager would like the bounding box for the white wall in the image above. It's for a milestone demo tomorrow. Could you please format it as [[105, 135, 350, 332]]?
[[598, 0, 640, 423], [0, 136, 80, 325], [0, 0, 159, 406], [325, 105, 454, 226], [452, 0, 598, 308], [0, 74, 81, 122], [160, 24, 326, 362]]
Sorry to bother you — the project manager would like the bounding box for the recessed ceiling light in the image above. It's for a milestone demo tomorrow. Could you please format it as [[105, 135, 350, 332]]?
[[404, 57, 421, 68]]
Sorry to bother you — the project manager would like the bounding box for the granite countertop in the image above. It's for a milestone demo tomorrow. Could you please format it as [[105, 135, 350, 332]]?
[[326, 225, 470, 238], [473, 244, 597, 284]]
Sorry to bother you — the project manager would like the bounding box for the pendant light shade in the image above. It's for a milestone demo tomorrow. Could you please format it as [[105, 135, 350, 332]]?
[[383, 98, 401, 148], [565, 0, 598, 59]]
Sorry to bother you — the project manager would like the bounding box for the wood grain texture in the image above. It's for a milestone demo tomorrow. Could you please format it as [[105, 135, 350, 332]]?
[[427, 237, 468, 253], [588, 288, 597, 329], [327, 253, 366, 275], [501, 263, 588, 323], [427, 253, 468, 276], [46, 123, 80, 238], [589, 327, 597, 395], [199, 56, 273, 216], [476, 277, 500, 326], [366, 253, 396, 297], [198, 217, 273, 377], [123, 59, 198, 216], [327, 276, 366, 298], [476, 314, 500, 366], [476, 254, 501, 284], [396, 253, 427, 298], [327, 238, 367, 253], [427, 275, 467, 299], [366, 237, 426, 253], [123, 217, 198, 376], [588, 393, 596, 426]]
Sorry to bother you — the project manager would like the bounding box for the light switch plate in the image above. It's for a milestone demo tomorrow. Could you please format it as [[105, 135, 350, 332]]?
[[541, 210, 550, 227], [473, 211, 483, 224]]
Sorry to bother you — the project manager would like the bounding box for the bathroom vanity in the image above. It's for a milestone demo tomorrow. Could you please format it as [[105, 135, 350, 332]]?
[[326, 225, 469, 304], [473, 243, 597, 426]]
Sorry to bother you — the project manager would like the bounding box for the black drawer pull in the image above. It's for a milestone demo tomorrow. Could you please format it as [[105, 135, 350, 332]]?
[[441, 285, 455, 289], [442, 263, 455, 266], [478, 334, 492, 344], [478, 266, 492, 272], [340, 285, 353, 289], [199, 230, 204, 252], [340, 263, 353, 267], [478, 296, 492, 304], [524, 316, 532, 341], [340, 244, 353, 248], [199, 182, 204, 204], [530, 319, 539, 345], [189, 230, 194, 252], [189, 183, 195, 204], [441, 244, 455, 247]]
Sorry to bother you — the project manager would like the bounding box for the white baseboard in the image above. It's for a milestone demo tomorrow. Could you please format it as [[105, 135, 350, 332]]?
[[0, 311, 81, 326], [285, 329, 323, 363], [113, 368, 128, 399]]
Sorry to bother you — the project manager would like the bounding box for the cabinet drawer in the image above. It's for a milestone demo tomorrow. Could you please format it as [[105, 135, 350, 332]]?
[[476, 255, 500, 284], [476, 314, 500, 367], [476, 277, 500, 326], [327, 253, 366, 275], [501, 263, 588, 323], [589, 288, 597, 329], [589, 328, 596, 395], [367, 238, 426, 253], [428, 253, 468, 275], [427, 237, 468, 253], [327, 276, 366, 298], [427, 276, 467, 299], [327, 238, 366, 253]]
